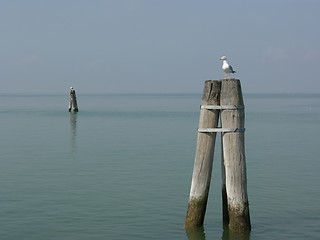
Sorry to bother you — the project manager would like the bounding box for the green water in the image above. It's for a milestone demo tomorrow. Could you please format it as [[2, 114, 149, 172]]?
[[0, 93, 319, 239]]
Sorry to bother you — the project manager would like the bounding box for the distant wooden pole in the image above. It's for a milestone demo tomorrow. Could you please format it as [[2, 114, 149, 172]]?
[[68, 87, 79, 112], [185, 80, 221, 229], [220, 79, 251, 232]]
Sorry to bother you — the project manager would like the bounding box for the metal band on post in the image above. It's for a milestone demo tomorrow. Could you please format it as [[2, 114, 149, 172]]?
[[200, 105, 244, 110], [198, 128, 245, 133]]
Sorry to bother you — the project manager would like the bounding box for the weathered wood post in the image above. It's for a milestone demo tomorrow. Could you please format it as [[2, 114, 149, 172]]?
[[220, 79, 251, 232], [68, 87, 79, 112], [185, 80, 221, 229]]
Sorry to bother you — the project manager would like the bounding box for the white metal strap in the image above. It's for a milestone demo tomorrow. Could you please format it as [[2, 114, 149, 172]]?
[[198, 128, 245, 133], [200, 105, 244, 110]]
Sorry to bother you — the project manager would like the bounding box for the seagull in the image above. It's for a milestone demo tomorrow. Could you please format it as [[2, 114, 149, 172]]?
[[219, 56, 236, 79]]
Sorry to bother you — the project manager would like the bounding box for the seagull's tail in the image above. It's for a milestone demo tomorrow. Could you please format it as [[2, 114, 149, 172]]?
[[232, 71, 236, 73]]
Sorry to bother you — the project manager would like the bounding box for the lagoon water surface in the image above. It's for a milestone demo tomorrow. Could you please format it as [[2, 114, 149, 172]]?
[[0, 93, 319, 239]]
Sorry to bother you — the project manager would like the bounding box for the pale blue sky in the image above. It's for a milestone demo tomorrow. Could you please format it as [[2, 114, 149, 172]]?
[[1, 0, 319, 94]]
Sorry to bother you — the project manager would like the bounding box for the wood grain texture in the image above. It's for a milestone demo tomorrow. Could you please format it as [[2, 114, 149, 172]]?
[[185, 80, 221, 229], [220, 79, 251, 232]]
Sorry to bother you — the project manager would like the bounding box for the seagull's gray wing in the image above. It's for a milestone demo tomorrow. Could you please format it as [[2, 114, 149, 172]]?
[[229, 65, 236, 73]]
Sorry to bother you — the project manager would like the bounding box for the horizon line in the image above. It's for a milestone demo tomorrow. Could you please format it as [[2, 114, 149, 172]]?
[[0, 92, 319, 96]]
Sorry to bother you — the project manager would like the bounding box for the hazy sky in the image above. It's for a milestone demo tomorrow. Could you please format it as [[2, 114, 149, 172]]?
[[1, 0, 319, 94]]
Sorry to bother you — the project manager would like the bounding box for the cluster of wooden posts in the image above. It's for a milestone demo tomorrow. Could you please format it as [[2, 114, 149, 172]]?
[[185, 79, 251, 233]]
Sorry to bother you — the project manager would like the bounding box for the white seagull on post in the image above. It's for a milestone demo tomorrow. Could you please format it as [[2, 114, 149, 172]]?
[[219, 56, 236, 79]]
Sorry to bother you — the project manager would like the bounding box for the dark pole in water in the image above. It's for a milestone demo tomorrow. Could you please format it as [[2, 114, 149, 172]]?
[[68, 87, 79, 112], [220, 79, 251, 232], [185, 80, 221, 229]]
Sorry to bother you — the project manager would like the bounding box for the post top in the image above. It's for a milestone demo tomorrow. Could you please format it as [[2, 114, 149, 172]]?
[[205, 78, 240, 82]]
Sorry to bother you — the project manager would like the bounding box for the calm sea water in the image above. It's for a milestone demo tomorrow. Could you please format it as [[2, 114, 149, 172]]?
[[0, 93, 319, 240]]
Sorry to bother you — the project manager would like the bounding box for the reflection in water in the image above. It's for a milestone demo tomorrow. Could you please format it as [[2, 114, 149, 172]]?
[[185, 226, 206, 240], [70, 112, 78, 157], [221, 227, 251, 240], [185, 226, 251, 240]]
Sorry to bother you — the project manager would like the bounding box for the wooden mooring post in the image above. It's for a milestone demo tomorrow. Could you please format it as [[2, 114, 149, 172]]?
[[185, 79, 251, 233], [220, 79, 251, 232], [185, 80, 221, 229], [68, 87, 79, 112]]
